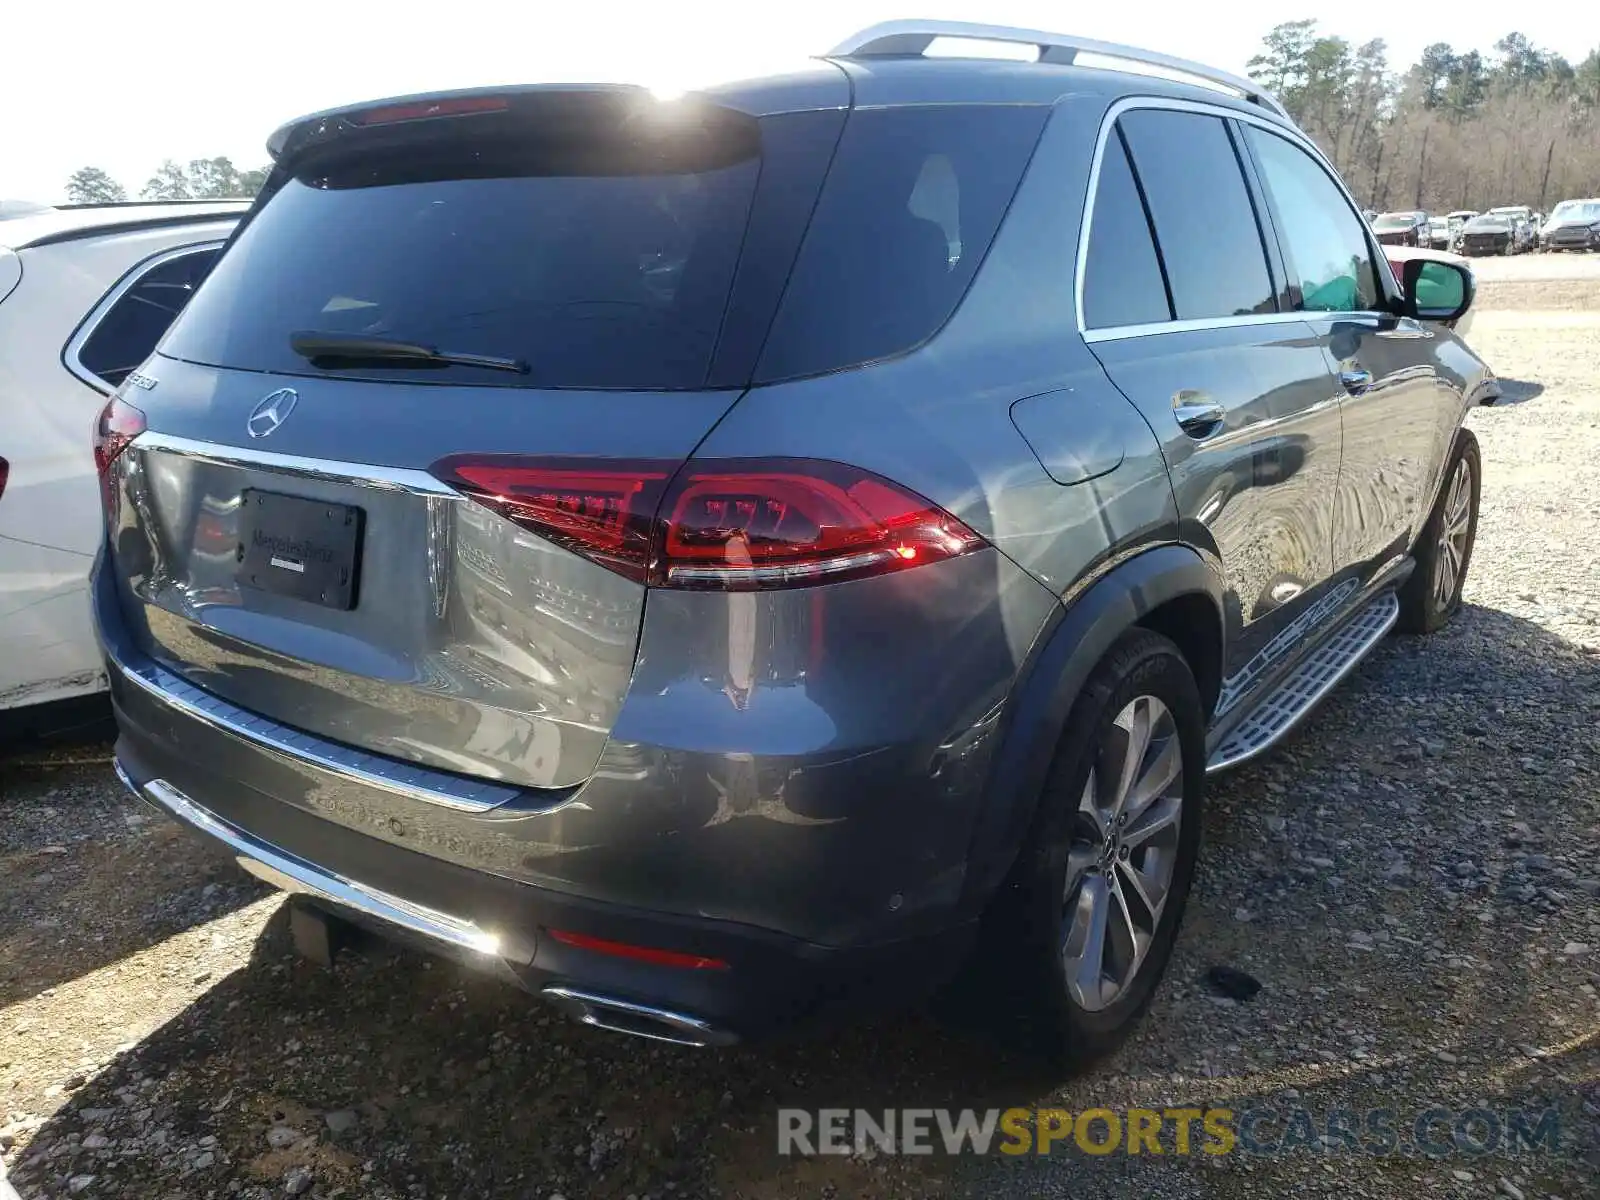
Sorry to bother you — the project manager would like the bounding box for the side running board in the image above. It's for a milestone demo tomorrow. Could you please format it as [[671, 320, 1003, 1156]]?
[[1207, 589, 1400, 773]]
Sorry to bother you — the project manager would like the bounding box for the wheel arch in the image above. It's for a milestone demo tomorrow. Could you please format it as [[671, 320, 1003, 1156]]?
[[960, 543, 1224, 908]]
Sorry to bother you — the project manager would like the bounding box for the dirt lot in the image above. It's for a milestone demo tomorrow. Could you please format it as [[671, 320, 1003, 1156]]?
[[3, 254, 1597, 1200]]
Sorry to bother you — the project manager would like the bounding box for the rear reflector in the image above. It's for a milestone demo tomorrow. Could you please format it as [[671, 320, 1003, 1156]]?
[[547, 928, 730, 971], [430, 455, 985, 590], [349, 96, 511, 126]]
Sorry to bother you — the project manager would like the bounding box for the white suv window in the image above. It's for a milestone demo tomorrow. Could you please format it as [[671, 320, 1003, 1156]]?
[[69, 245, 221, 390]]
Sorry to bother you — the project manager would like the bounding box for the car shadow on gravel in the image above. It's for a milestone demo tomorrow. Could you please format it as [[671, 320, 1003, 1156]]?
[[1486, 378, 1545, 406], [8, 904, 1070, 1199], [0, 746, 268, 1009], [9, 602, 1599, 1199]]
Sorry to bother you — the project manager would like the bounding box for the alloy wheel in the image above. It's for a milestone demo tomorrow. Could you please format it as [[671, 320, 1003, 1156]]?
[[1061, 695, 1184, 1012], [1433, 457, 1473, 608]]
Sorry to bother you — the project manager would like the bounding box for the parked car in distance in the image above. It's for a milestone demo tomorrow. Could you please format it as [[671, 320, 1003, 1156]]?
[[98, 20, 1491, 1063], [0, 200, 246, 737], [1426, 215, 1457, 249], [1486, 204, 1538, 247], [1371, 210, 1429, 246], [1540, 198, 1600, 251], [1444, 211, 1477, 251], [1459, 210, 1523, 255]]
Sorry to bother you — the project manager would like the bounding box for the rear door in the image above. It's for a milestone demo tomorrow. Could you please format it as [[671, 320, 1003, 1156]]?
[[1081, 102, 1342, 715], [1240, 121, 1457, 581]]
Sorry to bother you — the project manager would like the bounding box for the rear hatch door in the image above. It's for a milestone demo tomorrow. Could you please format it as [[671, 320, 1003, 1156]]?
[[106, 82, 847, 791]]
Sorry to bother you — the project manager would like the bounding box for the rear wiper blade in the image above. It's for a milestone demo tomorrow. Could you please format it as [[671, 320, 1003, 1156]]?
[[289, 331, 528, 375]]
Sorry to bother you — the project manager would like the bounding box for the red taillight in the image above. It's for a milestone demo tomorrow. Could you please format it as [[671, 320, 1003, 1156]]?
[[350, 95, 510, 126], [657, 459, 984, 589], [435, 457, 674, 583], [94, 397, 145, 518], [94, 397, 145, 477], [547, 928, 729, 971], [430, 455, 985, 590]]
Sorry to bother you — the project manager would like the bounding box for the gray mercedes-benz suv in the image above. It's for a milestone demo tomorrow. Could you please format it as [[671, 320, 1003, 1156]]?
[[95, 21, 1490, 1061]]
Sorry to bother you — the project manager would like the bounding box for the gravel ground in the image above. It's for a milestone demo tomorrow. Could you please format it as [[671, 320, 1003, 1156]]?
[[2, 255, 1597, 1200]]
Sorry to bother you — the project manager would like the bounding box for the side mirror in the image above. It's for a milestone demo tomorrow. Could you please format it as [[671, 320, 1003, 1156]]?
[[1403, 258, 1473, 323]]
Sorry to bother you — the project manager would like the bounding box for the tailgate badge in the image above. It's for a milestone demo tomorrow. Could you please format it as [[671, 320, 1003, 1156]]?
[[247, 388, 298, 439]]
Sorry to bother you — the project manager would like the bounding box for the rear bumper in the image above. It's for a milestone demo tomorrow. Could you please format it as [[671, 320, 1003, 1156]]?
[[111, 712, 976, 1043], [95, 543, 1055, 1037]]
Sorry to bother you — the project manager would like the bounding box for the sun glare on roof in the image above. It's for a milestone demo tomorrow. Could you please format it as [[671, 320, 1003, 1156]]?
[[923, 36, 1039, 61]]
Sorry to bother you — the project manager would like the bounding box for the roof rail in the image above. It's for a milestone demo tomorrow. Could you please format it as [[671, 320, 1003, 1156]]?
[[826, 20, 1290, 120]]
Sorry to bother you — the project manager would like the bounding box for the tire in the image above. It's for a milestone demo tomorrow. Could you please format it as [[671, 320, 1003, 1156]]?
[[1398, 430, 1481, 634], [971, 628, 1207, 1068]]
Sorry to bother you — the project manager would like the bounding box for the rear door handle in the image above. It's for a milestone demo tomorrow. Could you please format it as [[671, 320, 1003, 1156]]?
[[1172, 390, 1225, 438], [1340, 368, 1372, 394]]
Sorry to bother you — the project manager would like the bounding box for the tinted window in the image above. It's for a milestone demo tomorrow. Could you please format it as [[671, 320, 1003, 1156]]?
[[1246, 127, 1379, 313], [1118, 110, 1275, 321], [1082, 132, 1171, 329], [163, 120, 762, 390], [77, 248, 219, 388], [755, 104, 1048, 382]]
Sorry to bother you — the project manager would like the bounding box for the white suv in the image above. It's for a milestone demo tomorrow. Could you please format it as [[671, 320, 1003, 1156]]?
[[0, 200, 246, 734]]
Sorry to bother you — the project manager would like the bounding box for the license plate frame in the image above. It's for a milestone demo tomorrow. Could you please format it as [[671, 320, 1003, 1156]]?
[[236, 489, 364, 611]]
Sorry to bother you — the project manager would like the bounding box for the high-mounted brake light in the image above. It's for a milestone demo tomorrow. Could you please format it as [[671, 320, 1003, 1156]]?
[[93, 396, 145, 518], [430, 456, 985, 590], [349, 96, 511, 126]]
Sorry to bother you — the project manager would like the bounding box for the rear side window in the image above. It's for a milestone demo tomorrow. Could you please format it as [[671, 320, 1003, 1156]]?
[[1081, 131, 1171, 329], [76, 248, 219, 388], [1244, 126, 1379, 313], [754, 105, 1048, 382], [162, 114, 763, 390], [1118, 109, 1276, 321]]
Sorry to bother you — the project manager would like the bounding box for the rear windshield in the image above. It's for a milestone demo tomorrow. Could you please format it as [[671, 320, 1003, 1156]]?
[[161, 112, 762, 390], [162, 100, 1046, 391], [1372, 214, 1416, 229]]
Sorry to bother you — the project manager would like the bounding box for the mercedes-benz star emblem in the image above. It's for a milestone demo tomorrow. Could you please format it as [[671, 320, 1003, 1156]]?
[[247, 388, 298, 439]]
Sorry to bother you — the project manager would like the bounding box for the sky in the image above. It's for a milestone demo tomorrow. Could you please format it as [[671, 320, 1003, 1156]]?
[[4, 0, 1597, 203]]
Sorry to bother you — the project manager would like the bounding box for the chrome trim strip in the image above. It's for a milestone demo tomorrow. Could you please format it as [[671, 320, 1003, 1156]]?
[[1074, 96, 1396, 340], [828, 21, 1289, 118], [541, 986, 735, 1048], [133, 430, 457, 497], [115, 767, 511, 960], [61, 238, 234, 397], [115, 654, 521, 813], [1084, 312, 1312, 343]]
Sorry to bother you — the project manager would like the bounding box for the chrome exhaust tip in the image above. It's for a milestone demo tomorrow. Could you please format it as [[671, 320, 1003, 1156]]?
[[541, 986, 737, 1048]]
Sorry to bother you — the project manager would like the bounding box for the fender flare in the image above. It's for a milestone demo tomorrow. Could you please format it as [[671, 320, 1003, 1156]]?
[[960, 543, 1224, 907]]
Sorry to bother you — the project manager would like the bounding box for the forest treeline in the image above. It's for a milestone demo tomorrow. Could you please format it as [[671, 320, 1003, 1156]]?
[[1249, 21, 1600, 212]]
